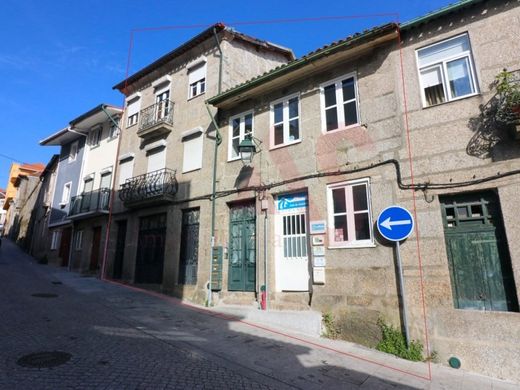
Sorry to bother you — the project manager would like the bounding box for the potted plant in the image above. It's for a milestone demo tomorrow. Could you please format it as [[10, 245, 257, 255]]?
[[495, 70, 520, 138]]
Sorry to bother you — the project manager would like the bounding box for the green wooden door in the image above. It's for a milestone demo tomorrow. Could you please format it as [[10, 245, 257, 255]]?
[[441, 192, 518, 312], [228, 203, 256, 291]]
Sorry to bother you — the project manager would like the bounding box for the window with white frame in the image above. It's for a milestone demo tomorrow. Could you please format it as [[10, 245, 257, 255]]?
[[188, 62, 206, 99], [271, 94, 300, 148], [90, 126, 102, 147], [126, 96, 141, 127], [321, 74, 359, 132], [61, 182, 72, 205], [109, 116, 120, 139], [51, 230, 61, 250], [68, 141, 78, 162], [74, 230, 83, 250], [155, 89, 171, 120], [182, 128, 203, 173], [327, 178, 373, 247], [228, 111, 253, 161], [417, 33, 478, 107], [118, 157, 134, 186]]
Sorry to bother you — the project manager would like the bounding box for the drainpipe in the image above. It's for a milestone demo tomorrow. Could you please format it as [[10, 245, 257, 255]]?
[[203, 27, 224, 307], [264, 207, 268, 310], [99, 105, 123, 280]]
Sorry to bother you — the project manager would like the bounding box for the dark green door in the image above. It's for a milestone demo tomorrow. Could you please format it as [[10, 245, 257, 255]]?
[[228, 202, 256, 291], [441, 191, 518, 312], [179, 208, 200, 285]]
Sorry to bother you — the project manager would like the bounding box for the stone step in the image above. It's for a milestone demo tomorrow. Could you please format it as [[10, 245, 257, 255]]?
[[218, 291, 257, 306]]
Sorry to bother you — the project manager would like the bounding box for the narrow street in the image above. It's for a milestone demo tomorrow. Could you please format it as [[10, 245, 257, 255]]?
[[0, 240, 515, 390]]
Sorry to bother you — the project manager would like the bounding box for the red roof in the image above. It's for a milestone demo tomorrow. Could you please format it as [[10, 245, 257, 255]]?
[[20, 163, 45, 173]]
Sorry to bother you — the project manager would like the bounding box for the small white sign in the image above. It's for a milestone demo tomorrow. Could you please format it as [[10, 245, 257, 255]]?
[[313, 267, 326, 284], [313, 256, 326, 267], [312, 246, 325, 256], [312, 236, 324, 246], [310, 220, 326, 234]]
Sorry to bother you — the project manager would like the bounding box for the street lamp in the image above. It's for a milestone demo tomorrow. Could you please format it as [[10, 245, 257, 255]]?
[[238, 134, 259, 165]]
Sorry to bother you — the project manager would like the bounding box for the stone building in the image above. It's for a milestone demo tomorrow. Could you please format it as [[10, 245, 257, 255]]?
[[206, 0, 520, 382], [105, 23, 294, 301]]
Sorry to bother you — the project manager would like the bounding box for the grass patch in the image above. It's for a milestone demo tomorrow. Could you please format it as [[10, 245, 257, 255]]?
[[376, 318, 423, 361], [322, 312, 341, 339]]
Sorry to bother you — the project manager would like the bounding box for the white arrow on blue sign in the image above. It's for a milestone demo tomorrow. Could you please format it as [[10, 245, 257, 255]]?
[[377, 206, 414, 242]]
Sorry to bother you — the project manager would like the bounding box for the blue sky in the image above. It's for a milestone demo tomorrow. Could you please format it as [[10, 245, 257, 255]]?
[[0, 0, 457, 187]]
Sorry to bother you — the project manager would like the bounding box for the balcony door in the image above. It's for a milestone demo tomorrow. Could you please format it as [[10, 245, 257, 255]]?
[[99, 172, 112, 210], [147, 147, 166, 173], [156, 90, 170, 120], [81, 177, 94, 213]]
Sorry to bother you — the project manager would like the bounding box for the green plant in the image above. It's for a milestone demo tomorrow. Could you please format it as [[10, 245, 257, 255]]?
[[322, 312, 341, 339], [375, 318, 423, 361], [495, 69, 520, 124]]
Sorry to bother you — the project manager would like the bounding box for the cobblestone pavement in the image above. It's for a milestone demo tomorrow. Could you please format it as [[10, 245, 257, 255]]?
[[0, 240, 518, 390]]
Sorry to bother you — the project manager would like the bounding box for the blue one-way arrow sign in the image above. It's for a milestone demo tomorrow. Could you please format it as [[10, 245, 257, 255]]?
[[377, 206, 414, 242]]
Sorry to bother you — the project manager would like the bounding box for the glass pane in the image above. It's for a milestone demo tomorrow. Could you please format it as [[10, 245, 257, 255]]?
[[300, 214, 306, 234], [326, 108, 338, 131], [232, 118, 240, 137], [324, 84, 336, 107], [232, 138, 239, 158], [447, 57, 473, 98], [244, 114, 253, 134], [274, 103, 283, 124], [344, 101, 358, 126], [334, 215, 348, 242], [354, 213, 370, 240], [274, 124, 284, 145], [288, 97, 299, 118], [352, 185, 368, 211], [289, 119, 299, 141], [421, 66, 446, 106], [200, 79, 206, 93], [342, 78, 355, 101], [417, 34, 470, 67], [332, 188, 346, 213]]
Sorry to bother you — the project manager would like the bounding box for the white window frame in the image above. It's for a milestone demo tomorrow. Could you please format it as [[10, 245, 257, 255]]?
[[68, 141, 78, 163], [60, 182, 72, 206], [50, 230, 61, 250], [320, 72, 360, 134], [416, 33, 479, 108], [89, 126, 102, 148], [108, 116, 120, 140], [187, 60, 207, 99], [326, 177, 374, 249], [74, 230, 83, 250], [227, 110, 254, 162], [127, 112, 139, 127], [270, 93, 301, 149]]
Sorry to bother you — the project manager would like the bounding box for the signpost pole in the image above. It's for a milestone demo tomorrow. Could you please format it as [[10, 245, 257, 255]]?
[[395, 240, 410, 348]]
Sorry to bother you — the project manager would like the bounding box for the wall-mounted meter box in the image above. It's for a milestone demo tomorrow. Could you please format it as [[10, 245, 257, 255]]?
[[211, 246, 223, 291]]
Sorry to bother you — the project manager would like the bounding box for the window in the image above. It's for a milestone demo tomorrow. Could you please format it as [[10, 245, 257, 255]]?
[[228, 111, 253, 161], [126, 96, 141, 127], [182, 128, 203, 173], [320, 74, 359, 132], [89, 126, 102, 148], [109, 116, 120, 139], [74, 230, 83, 250], [61, 182, 72, 205], [271, 94, 300, 148], [188, 62, 206, 99], [147, 147, 166, 173], [118, 157, 134, 186], [327, 178, 373, 247], [50, 230, 61, 250], [417, 33, 478, 107], [68, 141, 78, 162], [155, 89, 171, 120]]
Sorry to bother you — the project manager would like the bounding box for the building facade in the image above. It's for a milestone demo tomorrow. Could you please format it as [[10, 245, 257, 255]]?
[[207, 0, 520, 382]]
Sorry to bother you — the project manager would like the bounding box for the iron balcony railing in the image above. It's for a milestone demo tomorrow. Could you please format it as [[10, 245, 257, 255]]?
[[119, 168, 178, 205], [69, 188, 111, 217], [138, 99, 174, 132]]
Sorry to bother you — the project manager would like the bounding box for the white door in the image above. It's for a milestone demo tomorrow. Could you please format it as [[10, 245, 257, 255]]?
[[275, 193, 310, 291], [147, 147, 166, 173]]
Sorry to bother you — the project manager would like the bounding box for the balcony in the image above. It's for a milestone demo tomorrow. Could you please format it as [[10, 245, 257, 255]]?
[[68, 188, 111, 219], [119, 168, 178, 208], [137, 100, 174, 138]]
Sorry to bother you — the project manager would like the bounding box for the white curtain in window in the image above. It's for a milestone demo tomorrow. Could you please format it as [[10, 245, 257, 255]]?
[[421, 66, 443, 87], [188, 62, 206, 84]]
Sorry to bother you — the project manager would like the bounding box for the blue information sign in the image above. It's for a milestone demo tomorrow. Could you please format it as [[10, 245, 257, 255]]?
[[277, 193, 307, 211], [377, 206, 414, 242]]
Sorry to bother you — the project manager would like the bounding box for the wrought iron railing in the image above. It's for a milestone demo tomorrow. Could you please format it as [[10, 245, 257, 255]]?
[[119, 168, 178, 204], [138, 100, 174, 132], [496, 69, 520, 124], [69, 188, 111, 217]]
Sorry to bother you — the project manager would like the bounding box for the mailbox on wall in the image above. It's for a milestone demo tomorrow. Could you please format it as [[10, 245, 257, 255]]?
[[211, 246, 223, 291]]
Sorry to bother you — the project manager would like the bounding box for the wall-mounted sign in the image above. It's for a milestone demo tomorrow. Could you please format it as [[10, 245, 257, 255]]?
[[277, 193, 307, 211], [310, 220, 326, 234], [313, 267, 325, 284], [312, 246, 325, 256], [312, 236, 324, 246], [313, 256, 326, 267]]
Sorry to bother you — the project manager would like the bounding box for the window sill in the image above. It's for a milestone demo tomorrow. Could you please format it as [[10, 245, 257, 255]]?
[[182, 167, 202, 174], [270, 139, 302, 151], [322, 123, 362, 135], [422, 92, 480, 109], [188, 92, 205, 102], [327, 242, 376, 249]]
